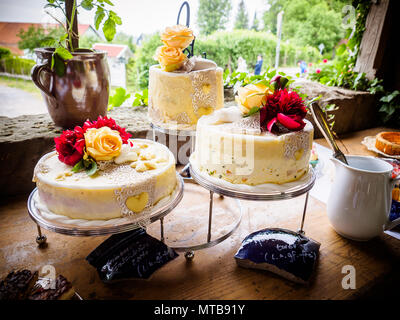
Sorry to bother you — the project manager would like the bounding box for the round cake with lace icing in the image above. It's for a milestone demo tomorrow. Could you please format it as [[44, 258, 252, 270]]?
[[193, 107, 313, 185], [148, 59, 223, 130], [148, 25, 223, 130], [33, 137, 177, 220]]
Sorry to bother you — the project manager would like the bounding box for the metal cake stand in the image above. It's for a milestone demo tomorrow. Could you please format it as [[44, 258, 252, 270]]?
[[28, 173, 184, 242], [187, 161, 317, 239], [27, 170, 244, 260]]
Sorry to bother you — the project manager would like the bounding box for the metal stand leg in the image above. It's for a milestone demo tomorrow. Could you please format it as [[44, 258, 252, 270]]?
[[298, 192, 309, 235], [207, 191, 214, 242], [36, 225, 47, 248], [160, 217, 165, 243]]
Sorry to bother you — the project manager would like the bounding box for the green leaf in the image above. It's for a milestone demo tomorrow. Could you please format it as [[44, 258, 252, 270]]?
[[102, 0, 114, 5], [103, 17, 116, 42], [85, 160, 98, 176], [244, 106, 261, 118], [109, 87, 130, 108], [52, 53, 66, 77], [72, 160, 85, 172], [336, 44, 346, 56], [94, 7, 105, 30], [55, 47, 73, 60], [81, 0, 94, 10], [109, 11, 122, 25]]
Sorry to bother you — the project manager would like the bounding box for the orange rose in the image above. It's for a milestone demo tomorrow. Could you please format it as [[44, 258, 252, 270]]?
[[154, 45, 187, 72], [84, 127, 122, 161], [161, 25, 194, 49], [235, 83, 272, 114]]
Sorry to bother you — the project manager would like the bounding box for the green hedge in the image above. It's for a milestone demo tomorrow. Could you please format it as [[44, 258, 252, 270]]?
[[0, 46, 11, 59], [131, 30, 321, 90], [195, 30, 321, 71], [0, 56, 35, 76]]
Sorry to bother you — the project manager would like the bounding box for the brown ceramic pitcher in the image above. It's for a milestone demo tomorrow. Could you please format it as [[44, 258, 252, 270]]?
[[31, 48, 110, 128]]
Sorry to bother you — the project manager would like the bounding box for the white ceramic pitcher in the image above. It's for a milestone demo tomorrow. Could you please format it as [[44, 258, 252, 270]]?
[[327, 155, 400, 241]]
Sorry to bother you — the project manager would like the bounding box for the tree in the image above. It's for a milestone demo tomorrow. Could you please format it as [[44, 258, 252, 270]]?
[[197, 0, 232, 35], [251, 11, 260, 31], [262, 0, 348, 53], [234, 0, 249, 30], [17, 25, 65, 54]]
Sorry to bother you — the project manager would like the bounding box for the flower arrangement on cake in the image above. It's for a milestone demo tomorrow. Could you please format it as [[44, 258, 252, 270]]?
[[235, 75, 310, 134], [54, 116, 132, 176], [154, 25, 195, 72]]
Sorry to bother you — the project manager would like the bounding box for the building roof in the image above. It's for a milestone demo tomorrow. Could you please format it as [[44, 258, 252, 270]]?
[[0, 22, 91, 55], [92, 43, 132, 58]]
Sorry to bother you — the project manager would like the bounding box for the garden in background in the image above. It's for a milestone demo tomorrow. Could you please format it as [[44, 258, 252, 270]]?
[[0, 0, 398, 127]]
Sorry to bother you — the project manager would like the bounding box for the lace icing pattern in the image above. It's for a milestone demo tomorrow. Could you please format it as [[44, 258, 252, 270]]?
[[190, 70, 218, 115], [283, 131, 310, 159], [231, 113, 262, 135]]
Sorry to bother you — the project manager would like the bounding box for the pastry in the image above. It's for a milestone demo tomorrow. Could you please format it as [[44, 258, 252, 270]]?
[[33, 116, 177, 220], [193, 78, 313, 185], [0, 270, 38, 300], [148, 25, 224, 130], [375, 132, 400, 155]]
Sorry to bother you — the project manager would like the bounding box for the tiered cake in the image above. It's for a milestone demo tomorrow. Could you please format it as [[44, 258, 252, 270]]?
[[148, 25, 224, 130]]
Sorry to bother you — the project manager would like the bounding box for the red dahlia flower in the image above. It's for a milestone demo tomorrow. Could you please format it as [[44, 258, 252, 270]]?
[[260, 89, 307, 132], [54, 126, 85, 166], [83, 116, 131, 143]]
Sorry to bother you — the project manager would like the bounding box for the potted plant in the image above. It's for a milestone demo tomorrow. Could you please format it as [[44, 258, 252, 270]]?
[[31, 0, 122, 128]]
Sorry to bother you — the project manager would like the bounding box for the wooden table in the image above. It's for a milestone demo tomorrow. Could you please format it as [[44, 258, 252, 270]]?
[[1, 127, 400, 300]]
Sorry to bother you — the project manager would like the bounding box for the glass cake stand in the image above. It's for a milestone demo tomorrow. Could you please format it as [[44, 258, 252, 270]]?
[[187, 159, 317, 239], [27, 173, 184, 242]]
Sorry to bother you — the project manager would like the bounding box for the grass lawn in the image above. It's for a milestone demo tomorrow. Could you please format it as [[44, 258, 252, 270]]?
[[0, 76, 42, 99]]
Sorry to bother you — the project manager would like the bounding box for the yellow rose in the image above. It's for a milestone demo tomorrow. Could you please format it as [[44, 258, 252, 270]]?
[[154, 45, 187, 72], [161, 25, 194, 49], [84, 127, 122, 161], [235, 83, 272, 114]]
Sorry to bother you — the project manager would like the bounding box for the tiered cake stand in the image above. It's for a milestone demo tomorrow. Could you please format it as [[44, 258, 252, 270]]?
[[187, 161, 317, 239]]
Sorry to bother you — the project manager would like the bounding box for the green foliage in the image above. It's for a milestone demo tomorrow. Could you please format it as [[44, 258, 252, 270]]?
[[263, 0, 349, 54], [132, 89, 148, 107], [378, 90, 400, 126], [234, 0, 249, 30], [0, 56, 36, 76], [0, 47, 11, 59], [195, 30, 320, 72], [132, 33, 162, 90], [197, 0, 232, 35], [17, 25, 65, 53], [108, 87, 131, 110], [41, 0, 123, 77], [72, 157, 98, 176]]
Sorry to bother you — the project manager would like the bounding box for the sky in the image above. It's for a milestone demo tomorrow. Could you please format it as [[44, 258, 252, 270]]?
[[0, 0, 267, 38]]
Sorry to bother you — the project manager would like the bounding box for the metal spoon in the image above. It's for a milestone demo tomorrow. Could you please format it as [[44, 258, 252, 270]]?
[[310, 102, 348, 165]]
